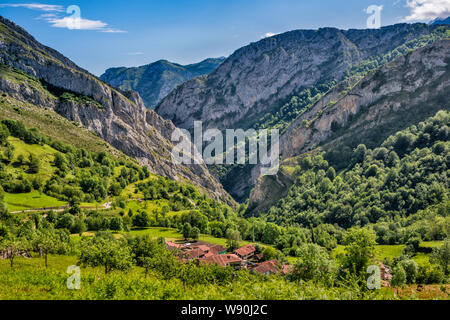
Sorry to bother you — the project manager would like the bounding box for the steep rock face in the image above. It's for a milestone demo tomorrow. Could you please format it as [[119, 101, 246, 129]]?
[[248, 39, 450, 214], [280, 39, 450, 159], [156, 23, 444, 132], [100, 58, 225, 108], [0, 16, 234, 205]]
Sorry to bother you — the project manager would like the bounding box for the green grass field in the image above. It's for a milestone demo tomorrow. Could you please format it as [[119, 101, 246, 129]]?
[[120, 227, 274, 250], [4, 191, 66, 212], [333, 241, 444, 267], [124, 227, 244, 247], [0, 253, 398, 300]]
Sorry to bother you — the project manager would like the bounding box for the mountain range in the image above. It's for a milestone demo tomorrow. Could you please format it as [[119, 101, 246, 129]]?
[[153, 22, 450, 200], [100, 58, 225, 108], [0, 16, 233, 205], [0, 14, 449, 211], [430, 16, 450, 25], [155, 23, 447, 132]]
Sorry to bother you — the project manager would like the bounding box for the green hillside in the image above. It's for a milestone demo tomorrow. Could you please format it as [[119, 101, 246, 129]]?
[[264, 110, 449, 243]]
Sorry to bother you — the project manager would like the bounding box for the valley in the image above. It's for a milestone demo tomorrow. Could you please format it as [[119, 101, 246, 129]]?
[[0, 11, 449, 302]]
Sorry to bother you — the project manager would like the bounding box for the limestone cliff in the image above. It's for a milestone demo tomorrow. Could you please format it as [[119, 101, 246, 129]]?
[[248, 39, 450, 214], [0, 16, 234, 205], [156, 23, 446, 132]]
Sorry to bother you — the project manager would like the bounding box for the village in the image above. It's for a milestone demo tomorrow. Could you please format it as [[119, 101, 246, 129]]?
[[165, 241, 294, 276], [165, 240, 395, 287]]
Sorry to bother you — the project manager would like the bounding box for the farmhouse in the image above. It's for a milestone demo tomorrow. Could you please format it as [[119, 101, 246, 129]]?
[[187, 248, 206, 259], [282, 264, 294, 275], [234, 244, 256, 260], [164, 240, 286, 273], [209, 244, 226, 255], [165, 241, 183, 251], [251, 260, 281, 275], [199, 254, 244, 269]]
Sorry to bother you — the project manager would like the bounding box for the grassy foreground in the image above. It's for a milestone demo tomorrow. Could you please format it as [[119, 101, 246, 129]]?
[[0, 254, 398, 300]]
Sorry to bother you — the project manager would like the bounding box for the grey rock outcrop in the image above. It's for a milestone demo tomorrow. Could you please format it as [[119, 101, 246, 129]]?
[[247, 39, 450, 214], [0, 16, 234, 205], [156, 23, 444, 132]]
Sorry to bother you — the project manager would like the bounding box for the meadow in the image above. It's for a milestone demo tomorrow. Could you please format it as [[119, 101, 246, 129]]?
[[0, 253, 399, 300]]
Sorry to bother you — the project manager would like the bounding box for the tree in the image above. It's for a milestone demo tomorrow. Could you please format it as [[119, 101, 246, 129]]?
[[0, 123, 9, 145], [53, 153, 66, 169], [191, 227, 200, 241], [262, 223, 281, 244], [78, 237, 133, 274], [352, 144, 367, 164], [139, 256, 152, 279], [262, 246, 277, 261], [391, 266, 407, 294], [0, 237, 29, 268], [291, 243, 335, 284], [71, 218, 87, 235], [56, 213, 75, 231], [365, 165, 378, 178], [130, 235, 166, 278], [4, 144, 14, 163], [0, 186, 7, 220], [430, 239, 450, 275], [33, 229, 69, 268], [399, 259, 418, 284], [341, 228, 377, 277], [28, 154, 40, 174], [226, 229, 241, 251], [132, 211, 150, 228], [182, 223, 192, 241], [326, 167, 336, 181], [109, 217, 123, 231], [0, 202, 9, 220], [16, 154, 24, 165]]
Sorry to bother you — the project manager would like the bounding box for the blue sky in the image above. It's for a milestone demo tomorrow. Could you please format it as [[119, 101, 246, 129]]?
[[0, 0, 449, 76]]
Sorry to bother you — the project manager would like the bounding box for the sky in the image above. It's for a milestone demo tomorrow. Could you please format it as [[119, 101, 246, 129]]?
[[0, 0, 449, 76]]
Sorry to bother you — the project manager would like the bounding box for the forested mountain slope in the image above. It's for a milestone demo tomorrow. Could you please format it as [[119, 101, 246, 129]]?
[[155, 22, 449, 202], [261, 110, 449, 231], [248, 39, 450, 214]]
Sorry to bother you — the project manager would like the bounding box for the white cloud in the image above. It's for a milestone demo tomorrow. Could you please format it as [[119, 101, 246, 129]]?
[[48, 16, 107, 30], [0, 3, 64, 12], [1, 3, 126, 33], [402, 0, 450, 22], [101, 28, 127, 34], [127, 51, 144, 55], [35, 13, 57, 20], [262, 32, 278, 38]]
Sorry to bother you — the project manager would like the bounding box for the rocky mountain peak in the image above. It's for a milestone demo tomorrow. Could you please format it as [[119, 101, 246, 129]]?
[[0, 15, 235, 206]]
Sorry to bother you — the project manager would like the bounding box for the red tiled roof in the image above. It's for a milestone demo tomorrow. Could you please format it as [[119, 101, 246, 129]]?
[[188, 248, 205, 259], [234, 244, 256, 257], [166, 241, 183, 248], [209, 245, 226, 255], [192, 245, 211, 252], [252, 260, 280, 274], [282, 265, 293, 275], [200, 254, 242, 267]]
